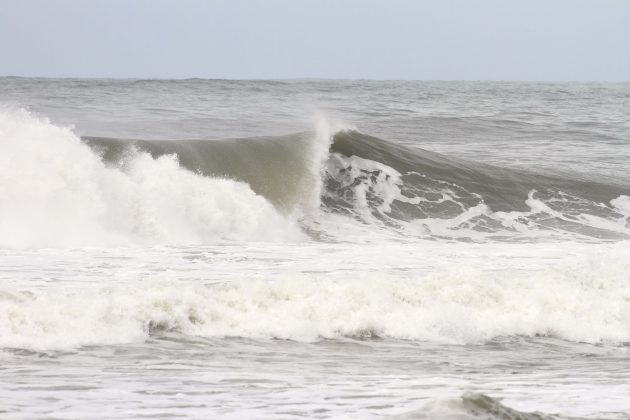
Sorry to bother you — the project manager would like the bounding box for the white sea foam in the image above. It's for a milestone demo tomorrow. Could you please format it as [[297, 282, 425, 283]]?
[[0, 109, 302, 248], [1, 243, 628, 351], [2, 80, 630, 419], [612, 195, 630, 219], [322, 150, 630, 241], [324, 152, 403, 218]]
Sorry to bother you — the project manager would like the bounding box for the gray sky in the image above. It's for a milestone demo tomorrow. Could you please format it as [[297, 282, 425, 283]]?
[[1, 0, 629, 81]]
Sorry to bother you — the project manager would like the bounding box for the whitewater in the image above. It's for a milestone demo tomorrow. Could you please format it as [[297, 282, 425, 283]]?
[[1, 78, 629, 419]]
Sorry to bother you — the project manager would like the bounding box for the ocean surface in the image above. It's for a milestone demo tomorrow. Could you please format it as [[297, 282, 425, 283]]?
[[1, 78, 629, 419]]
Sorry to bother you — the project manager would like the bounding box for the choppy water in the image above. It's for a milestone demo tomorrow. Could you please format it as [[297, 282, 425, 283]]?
[[1, 78, 629, 419]]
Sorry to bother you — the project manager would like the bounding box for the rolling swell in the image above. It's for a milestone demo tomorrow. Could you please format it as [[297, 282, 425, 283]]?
[[84, 130, 630, 241]]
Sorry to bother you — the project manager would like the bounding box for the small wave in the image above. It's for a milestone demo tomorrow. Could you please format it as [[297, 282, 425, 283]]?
[[396, 392, 557, 420]]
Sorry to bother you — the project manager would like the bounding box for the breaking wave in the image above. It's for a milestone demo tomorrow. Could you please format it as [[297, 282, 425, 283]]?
[[85, 118, 630, 243], [1, 109, 630, 352], [0, 109, 303, 248], [1, 107, 630, 248]]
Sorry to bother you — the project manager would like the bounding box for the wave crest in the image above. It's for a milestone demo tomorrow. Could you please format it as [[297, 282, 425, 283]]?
[[0, 109, 302, 248], [2, 108, 630, 247]]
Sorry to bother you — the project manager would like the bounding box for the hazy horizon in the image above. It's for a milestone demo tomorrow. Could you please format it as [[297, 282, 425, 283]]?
[[1, 0, 629, 81], [3, 75, 630, 83]]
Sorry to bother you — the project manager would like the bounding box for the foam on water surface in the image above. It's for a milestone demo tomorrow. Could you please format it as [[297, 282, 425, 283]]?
[[2, 79, 630, 418], [1, 241, 629, 350]]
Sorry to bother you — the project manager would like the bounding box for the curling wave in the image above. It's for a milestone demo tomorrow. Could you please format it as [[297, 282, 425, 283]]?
[[1, 107, 629, 248], [85, 124, 630, 242]]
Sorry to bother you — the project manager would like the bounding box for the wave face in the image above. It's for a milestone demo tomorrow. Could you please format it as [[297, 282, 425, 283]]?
[[85, 127, 630, 243], [0, 109, 302, 248], [85, 131, 328, 215]]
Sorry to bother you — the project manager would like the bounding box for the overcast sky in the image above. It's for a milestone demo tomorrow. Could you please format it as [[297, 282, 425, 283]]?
[[1, 0, 629, 81]]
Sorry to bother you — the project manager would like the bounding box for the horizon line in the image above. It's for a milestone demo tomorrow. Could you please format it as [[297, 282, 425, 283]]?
[[2, 75, 629, 84]]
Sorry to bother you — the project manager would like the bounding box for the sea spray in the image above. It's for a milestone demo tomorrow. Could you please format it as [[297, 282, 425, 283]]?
[[0, 109, 302, 248]]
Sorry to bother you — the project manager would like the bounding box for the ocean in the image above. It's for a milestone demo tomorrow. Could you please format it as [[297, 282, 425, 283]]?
[[1, 78, 629, 419]]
